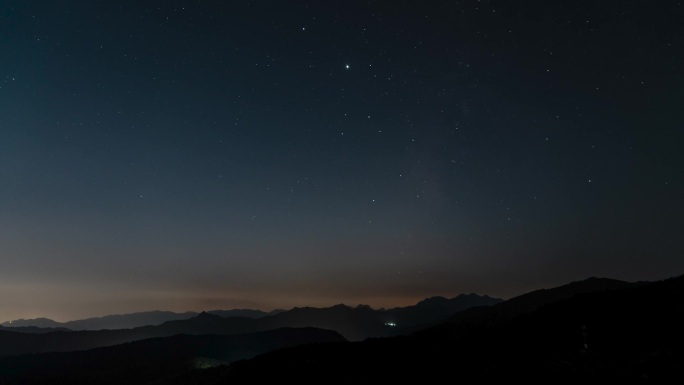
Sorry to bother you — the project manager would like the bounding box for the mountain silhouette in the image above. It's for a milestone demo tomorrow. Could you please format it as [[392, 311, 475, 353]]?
[[1, 295, 494, 335], [387, 293, 501, 334], [418, 276, 637, 340], [1, 309, 280, 330], [0, 294, 498, 356], [1, 275, 681, 383], [0, 328, 344, 385], [0, 325, 71, 334], [222, 275, 683, 383]]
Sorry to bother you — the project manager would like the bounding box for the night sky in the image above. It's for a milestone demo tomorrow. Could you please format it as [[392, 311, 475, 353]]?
[[1, 1, 683, 322]]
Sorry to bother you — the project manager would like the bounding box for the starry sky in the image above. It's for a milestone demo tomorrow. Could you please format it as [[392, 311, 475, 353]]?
[[1, 0, 683, 321]]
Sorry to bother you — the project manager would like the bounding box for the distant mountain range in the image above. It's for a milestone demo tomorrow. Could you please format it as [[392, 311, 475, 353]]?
[[1, 275, 680, 384], [1, 309, 283, 330], [0, 325, 72, 334], [0, 293, 500, 357], [224, 275, 683, 383], [0, 294, 494, 332]]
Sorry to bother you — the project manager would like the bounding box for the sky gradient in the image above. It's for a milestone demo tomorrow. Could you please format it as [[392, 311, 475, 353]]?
[[1, 0, 683, 322]]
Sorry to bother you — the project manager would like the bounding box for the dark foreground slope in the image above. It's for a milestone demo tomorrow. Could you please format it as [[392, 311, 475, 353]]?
[[1, 275, 680, 384], [224, 275, 684, 384], [419, 276, 638, 340], [0, 328, 344, 385]]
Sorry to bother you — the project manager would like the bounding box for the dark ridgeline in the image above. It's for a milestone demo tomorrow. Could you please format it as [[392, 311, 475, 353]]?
[[0, 293, 498, 384], [256, 293, 501, 340], [224, 274, 684, 383], [0, 293, 500, 357], [0, 328, 345, 385], [1, 275, 683, 384], [417, 276, 639, 341], [0, 325, 72, 334], [0, 309, 282, 330], [0, 314, 256, 357], [386, 293, 503, 334]]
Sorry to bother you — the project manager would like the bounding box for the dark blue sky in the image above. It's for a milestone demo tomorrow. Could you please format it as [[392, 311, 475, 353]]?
[[1, 0, 682, 321]]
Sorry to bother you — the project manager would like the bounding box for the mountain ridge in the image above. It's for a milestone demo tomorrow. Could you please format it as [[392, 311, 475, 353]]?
[[1, 274, 681, 383], [221, 274, 684, 383], [1, 294, 500, 335], [0, 327, 345, 385], [0, 293, 500, 356], [0, 309, 282, 330]]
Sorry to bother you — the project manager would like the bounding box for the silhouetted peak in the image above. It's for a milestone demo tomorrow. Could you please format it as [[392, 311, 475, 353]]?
[[416, 296, 449, 306], [1, 317, 61, 328], [576, 276, 616, 284], [195, 311, 221, 320], [454, 293, 486, 298], [562, 276, 631, 291]]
